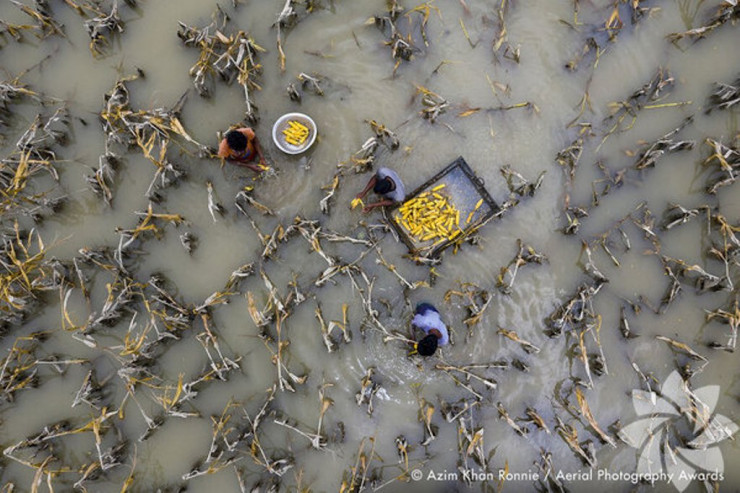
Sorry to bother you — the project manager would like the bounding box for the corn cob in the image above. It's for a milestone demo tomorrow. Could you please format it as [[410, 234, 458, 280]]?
[[396, 188, 465, 244], [282, 120, 310, 145]]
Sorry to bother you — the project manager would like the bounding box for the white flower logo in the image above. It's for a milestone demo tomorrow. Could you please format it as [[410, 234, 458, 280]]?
[[619, 371, 738, 491]]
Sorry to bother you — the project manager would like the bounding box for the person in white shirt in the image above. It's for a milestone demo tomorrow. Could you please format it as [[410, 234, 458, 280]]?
[[411, 302, 449, 357]]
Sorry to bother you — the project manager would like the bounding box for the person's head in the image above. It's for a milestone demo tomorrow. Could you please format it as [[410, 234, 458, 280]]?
[[226, 130, 248, 152], [373, 176, 394, 195], [416, 334, 438, 357], [415, 302, 436, 315]]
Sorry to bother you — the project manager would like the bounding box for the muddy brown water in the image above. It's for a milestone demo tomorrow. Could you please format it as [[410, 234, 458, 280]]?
[[0, 1, 738, 492]]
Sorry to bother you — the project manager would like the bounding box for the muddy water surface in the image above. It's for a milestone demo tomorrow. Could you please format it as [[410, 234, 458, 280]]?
[[0, 1, 738, 492]]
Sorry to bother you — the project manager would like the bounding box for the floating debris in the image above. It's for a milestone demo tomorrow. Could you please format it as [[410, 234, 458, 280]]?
[[706, 74, 740, 113], [702, 137, 739, 194], [546, 281, 604, 336], [85, 153, 117, 206], [496, 402, 528, 436], [273, 0, 322, 73], [275, 382, 333, 450], [574, 387, 616, 447], [487, 0, 520, 64], [355, 367, 381, 415], [0, 226, 57, 328], [99, 76, 209, 202], [10, 0, 64, 39], [414, 85, 449, 124], [610, 67, 676, 114], [338, 436, 378, 493], [72, 0, 125, 57], [367, 119, 400, 150], [114, 204, 185, 266], [456, 407, 487, 469], [661, 202, 700, 230], [619, 306, 639, 339], [206, 180, 225, 221], [435, 362, 499, 400], [706, 299, 739, 352], [339, 119, 400, 175], [179, 231, 196, 254], [1, 332, 51, 401], [367, 1, 440, 73], [656, 335, 708, 362], [497, 327, 541, 354], [444, 281, 493, 329], [375, 247, 426, 290], [564, 37, 603, 73], [556, 139, 583, 180], [413, 388, 439, 446], [2, 141, 65, 223], [534, 449, 567, 492], [296, 72, 325, 96], [667, 1, 740, 46], [579, 241, 608, 284], [496, 239, 547, 294], [0, 77, 46, 130], [661, 255, 730, 294], [179, 7, 265, 121], [524, 407, 550, 434], [500, 165, 546, 197], [633, 117, 695, 170], [286, 81, 302, 102], [258, 306, 307, 393], [555, 415, 597, 468]]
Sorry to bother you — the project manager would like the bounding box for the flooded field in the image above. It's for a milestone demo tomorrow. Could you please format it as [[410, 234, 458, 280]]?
[[0, 0, 738, 492]]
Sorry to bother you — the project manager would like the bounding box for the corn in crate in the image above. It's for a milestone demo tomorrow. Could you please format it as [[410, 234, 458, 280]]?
[[389, 157, 499, 258]]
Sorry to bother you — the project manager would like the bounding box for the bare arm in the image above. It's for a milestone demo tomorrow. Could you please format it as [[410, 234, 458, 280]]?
[[356, 175, 377, 200], [217, 138, 229, 159], [230, 159, 264, 173], [362, 198, 395, 213], [252, 135, 267, 166]]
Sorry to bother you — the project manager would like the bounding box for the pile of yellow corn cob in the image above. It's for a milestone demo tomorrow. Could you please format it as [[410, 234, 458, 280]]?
[[395, 184, 463, 243], [282, 120, 310, 146]]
